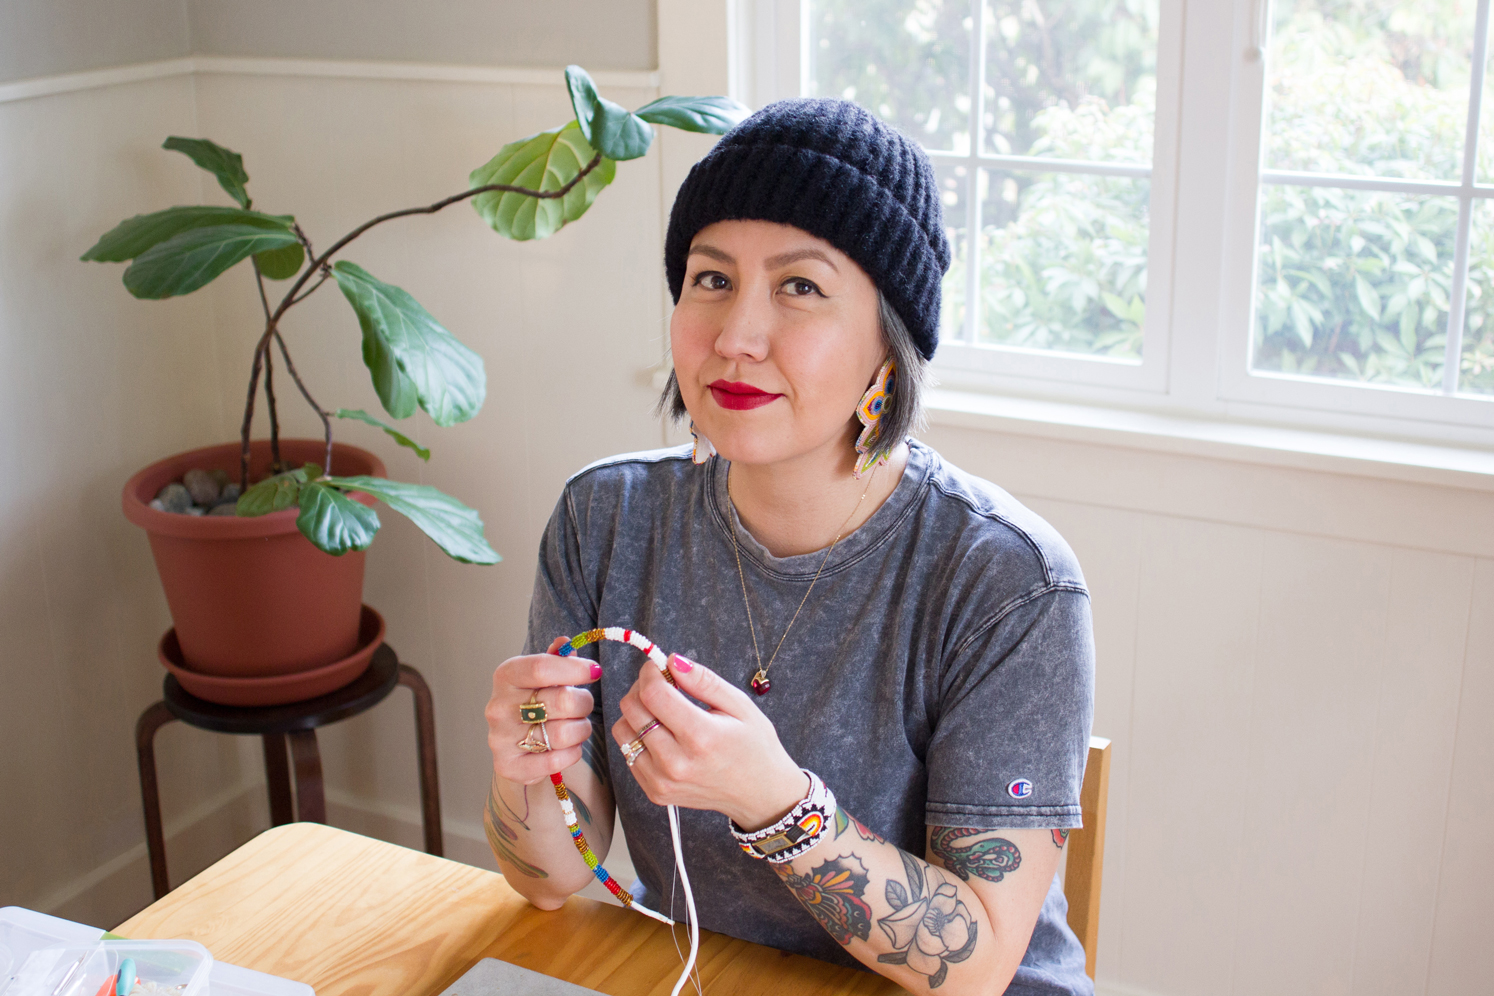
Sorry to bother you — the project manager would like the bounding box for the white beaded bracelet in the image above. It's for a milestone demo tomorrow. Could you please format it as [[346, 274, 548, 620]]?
[[730, 769, 837, 863]]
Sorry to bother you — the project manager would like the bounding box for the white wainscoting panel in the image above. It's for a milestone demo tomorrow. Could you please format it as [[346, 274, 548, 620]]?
[[921, 420, 1494, 996]]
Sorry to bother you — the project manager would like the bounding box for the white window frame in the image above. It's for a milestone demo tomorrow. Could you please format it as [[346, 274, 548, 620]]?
[[733, 0, 1494, 451]]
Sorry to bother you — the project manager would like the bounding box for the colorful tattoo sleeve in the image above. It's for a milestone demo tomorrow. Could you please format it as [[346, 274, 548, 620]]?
[[776, 855, 874, 947], [877, 851, 978, 989], [483, 781, 548, 879], [929, 826, 1022, 883]]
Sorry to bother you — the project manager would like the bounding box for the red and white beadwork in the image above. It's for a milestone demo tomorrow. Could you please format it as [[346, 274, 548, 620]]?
[[552, 627, 680, 923]]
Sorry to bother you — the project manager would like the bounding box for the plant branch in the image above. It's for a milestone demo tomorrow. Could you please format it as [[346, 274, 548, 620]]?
[[239, 339, 266, 490], [274, 331, 333, 474], [238, 150, 604, 476], [289, 270, 332, 306], [265, 151, 603, 331], [252, 259, 282, 468]]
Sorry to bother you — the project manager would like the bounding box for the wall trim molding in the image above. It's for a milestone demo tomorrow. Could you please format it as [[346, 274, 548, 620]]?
[[0, 56, 660, 105]]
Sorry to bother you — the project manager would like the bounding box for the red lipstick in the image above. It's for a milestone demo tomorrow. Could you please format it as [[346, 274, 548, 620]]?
[[708, 380, 782, 411]]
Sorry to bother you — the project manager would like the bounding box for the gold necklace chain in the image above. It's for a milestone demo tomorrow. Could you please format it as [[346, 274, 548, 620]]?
[[728, 464, 878, 695]]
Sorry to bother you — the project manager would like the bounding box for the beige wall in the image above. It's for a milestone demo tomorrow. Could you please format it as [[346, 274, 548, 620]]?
[[2, 3, 1491, 996], [1, 0, 655, 83]]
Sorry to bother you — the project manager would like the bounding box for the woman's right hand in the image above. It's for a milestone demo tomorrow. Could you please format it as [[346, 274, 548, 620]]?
[[487, 636, 603, 785]]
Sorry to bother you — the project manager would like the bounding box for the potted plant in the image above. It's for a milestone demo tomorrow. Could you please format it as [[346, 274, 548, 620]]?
[[89, 67, 746, 699]]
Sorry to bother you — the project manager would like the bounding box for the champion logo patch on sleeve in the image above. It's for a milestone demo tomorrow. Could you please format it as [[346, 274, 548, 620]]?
[[1007, 778, 1034, 799]]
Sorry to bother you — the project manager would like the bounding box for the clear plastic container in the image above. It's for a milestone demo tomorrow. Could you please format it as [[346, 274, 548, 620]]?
[[4, 939, 212, 996]]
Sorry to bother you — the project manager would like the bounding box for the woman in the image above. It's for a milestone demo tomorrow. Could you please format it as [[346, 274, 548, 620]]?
[[484, 99, 1095, 996]]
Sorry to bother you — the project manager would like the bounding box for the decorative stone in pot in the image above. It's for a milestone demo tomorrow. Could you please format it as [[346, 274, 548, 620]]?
[[122, 439, 386, 682]]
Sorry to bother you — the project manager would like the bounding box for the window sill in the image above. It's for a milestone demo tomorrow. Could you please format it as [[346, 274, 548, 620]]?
[[924, 388, 1494, 494]]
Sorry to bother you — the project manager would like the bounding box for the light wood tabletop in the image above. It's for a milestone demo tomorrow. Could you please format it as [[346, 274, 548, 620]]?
[[115, 822, 907, 996]]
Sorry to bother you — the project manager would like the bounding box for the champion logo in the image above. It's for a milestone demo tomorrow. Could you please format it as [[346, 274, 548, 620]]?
[[1007, 778, 1034, 799]]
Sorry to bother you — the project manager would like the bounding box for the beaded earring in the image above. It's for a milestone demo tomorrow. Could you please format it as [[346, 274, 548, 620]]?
[[689, 420, 716, 464], [853, 357, 896, 479]]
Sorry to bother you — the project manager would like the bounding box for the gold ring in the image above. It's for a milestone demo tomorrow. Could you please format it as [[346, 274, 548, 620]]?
[[517, 721, 551, 753], [636, 718, 662, 740], [621, 738, 647, 766], [519, 692, 548, 725]]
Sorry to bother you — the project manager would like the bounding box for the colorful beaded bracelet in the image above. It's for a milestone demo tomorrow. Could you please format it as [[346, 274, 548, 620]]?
[[552, 627, 677, 925]]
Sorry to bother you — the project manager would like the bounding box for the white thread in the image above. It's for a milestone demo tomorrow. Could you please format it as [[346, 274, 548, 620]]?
[[667, 804, 700, 996]]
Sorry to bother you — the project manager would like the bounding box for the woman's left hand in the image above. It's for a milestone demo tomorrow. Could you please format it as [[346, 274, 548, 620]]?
[[612, 654, 809, 830]]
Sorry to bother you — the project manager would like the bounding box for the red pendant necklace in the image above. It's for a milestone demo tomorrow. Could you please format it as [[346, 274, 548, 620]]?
[[728, 465, 877, 694]]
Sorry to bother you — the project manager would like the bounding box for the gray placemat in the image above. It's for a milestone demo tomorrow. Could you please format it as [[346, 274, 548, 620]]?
[[437, 958, 607, 996]]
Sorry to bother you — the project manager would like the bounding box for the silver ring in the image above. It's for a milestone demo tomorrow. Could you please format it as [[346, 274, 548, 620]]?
[[636, 718, 662, 740], [621, 738, 647, 767]]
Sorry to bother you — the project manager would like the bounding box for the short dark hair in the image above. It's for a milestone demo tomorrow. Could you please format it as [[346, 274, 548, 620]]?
[[656, 290, 927, 464]]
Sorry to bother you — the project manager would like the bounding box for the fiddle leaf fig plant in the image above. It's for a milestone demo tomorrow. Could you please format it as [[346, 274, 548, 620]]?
[[84, 66, 748, 563]]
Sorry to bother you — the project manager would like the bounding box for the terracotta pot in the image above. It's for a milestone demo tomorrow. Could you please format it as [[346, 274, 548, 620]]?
[[122, 439, 387, 677]]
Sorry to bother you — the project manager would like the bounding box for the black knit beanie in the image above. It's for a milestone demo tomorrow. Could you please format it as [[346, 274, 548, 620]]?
[[664, 98, 950, 361]]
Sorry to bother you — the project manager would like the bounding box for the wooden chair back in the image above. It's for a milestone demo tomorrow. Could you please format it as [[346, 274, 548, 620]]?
[[1063, 736, 1111, 980]]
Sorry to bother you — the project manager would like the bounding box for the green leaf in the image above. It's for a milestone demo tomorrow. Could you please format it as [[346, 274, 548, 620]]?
[[633, 95, 751, 134], [297, 481, 381, 555], [564, 64, 652, 161], [163, 137, 251, 208], [123, 224, 301, 299], [1354, 273, 1382, 321], [334, 408, 431, 461], [325, 475, 500, 564], [564, 65, 604, 143], [236, 468, 309, 516], [331, 261, 486, 426], [590, 103, 653, 161], [468, 121, 617, 241], [81, 206, 294, 262], [254, 241, 305, 280]]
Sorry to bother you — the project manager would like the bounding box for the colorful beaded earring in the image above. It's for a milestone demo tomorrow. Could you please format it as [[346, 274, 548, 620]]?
[[689, 420, 716, 464], [853, 357, 896, 478]]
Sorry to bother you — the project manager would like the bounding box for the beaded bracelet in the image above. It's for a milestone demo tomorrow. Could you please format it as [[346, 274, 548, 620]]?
[[551, 628, 678, 925], [730, 769, 838, 863]]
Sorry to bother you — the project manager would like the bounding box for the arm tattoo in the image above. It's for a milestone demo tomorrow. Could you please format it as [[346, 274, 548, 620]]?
[[929, 827, 1022, 883], [484, 781, 548, 879], [832, 808, 885, 844], [1052, 829, 1069, 849], [877, 851, 978, 989], [773, 856, 873, 947], [580, 718, 610, 790]]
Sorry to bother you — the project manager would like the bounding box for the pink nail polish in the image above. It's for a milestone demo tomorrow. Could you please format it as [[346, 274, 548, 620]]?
[[672, 654, 695, 673], [589, 662, 602, 680]]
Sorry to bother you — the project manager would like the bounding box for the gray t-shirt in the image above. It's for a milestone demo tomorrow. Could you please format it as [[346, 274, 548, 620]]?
[[524, 440, 1095, 995]]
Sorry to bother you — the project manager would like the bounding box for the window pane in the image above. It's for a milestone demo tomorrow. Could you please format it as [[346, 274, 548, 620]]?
[[976, 169, 1148, 360], [1253, 186, 1456, 389], [807, 0, 973, 154], [937, 163, 973, 341], [1266, 0, 1477, 181], [981, 0, 1158, 163], [1459, 198, 1494, 393]]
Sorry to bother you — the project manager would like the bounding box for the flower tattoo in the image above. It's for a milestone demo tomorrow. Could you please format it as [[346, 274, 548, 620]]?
[[877, 852, 977, 988], [929, 826, 1022, 883], [1052, 828, 1069, 849], [780, 855, 874, 946]]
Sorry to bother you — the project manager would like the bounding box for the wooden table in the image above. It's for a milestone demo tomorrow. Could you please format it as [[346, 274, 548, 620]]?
[[116, 823, 905, 996]]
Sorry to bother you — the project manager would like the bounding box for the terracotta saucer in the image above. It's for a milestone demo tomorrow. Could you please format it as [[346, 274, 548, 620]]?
[[159, 605, 386, 707]]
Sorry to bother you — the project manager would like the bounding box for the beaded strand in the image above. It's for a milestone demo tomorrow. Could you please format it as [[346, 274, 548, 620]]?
[[552, 628, 677, 926]]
